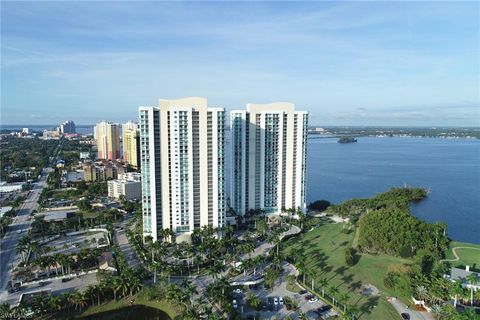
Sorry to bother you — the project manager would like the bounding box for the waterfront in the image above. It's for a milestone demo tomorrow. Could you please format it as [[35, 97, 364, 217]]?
[[306, 137, 480, 244]]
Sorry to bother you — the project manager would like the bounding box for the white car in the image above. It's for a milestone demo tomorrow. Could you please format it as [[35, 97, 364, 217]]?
[[233, 288, 243, 294], [273, 297, 279, 306], [279, 297, 284, 305], [309, 296, 319, 303], [232, 299, 238, 309]]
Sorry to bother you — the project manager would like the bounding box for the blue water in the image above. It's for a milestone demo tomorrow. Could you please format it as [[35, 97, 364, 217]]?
[[0, 124, 93, 135], [306, 137, 480, 244]]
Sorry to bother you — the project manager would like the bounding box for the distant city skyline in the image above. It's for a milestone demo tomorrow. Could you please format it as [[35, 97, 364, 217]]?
[[2, 1, 479, 126]]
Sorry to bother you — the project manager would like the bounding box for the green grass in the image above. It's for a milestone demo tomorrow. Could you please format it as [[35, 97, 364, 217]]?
[[76, 296, 177, 319], [282, 221, 412, 320], [445, 240, 480, 269], [286, 281, 302, 293]]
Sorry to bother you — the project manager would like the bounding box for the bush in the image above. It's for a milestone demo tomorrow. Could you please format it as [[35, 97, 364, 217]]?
[[246, 292, 262, 310], [345, 247, 355, 266]]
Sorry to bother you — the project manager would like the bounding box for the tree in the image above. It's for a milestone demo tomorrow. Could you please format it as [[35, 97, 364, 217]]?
[[450, 281, 463, 307], [308, 200, 331, 212], [318, 278, 328, 297], [328, 286, 339, 305], [415, 285, 428, 302], [346, 304, 359, 320], [466, 273, 479, 306], [345, 247, 354, 266], [338, 293, 350, 312]]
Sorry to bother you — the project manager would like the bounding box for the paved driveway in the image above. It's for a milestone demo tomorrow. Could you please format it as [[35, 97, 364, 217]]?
[[390, 298, 435, 320]]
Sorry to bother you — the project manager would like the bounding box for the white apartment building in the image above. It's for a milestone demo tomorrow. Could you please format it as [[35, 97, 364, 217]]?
[[230, 102, 308, 216], [107, 173, 141, 201], [139, 97, 226, 241]]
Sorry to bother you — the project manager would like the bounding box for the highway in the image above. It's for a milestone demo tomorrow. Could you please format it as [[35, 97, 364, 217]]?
[[0, 139, 63, 298]]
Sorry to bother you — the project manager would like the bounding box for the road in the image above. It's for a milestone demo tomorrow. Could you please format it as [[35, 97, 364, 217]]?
[[113, 216, 140, 268], [2, 272, 98, 306], [0, 139, 63, 295], [390, 298, 435, 320]]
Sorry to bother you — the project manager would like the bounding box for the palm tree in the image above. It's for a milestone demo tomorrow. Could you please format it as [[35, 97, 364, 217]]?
[[268, 233, 281, 256], [415, 285, 428, 302], [346, 304, 359, 320], [430, 304, 445, 319], [298, 312, 308, 320], [84, 285, 96, 306], [129, 277, 142, 296], [449, 281, 463, 307], [328, 285, 339, 305], [78, 292, 89, 311], [217, 276, 230, 296], [338, 293, 350, 312], [466, 273, 479, 306], [318, 277, 328, 297], [307, 269, 317, 291]]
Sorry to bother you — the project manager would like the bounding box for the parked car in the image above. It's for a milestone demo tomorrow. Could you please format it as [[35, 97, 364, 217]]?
[[305, 294, 314, 301], [233, 288, 243, 294], [299, 289, 308, 295], [232, 300, 238, 309], [279, 297, 284, 305], [309, 296, 319, 303], [318, 305, 331, 313], [401, 313, 410, 320]]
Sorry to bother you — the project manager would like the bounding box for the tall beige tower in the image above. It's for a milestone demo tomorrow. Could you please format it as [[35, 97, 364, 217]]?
[[139, 97, 226, 241], [122, 121, 139, 169], [94, 121, 121, 160], [230, 103, 308, 215]]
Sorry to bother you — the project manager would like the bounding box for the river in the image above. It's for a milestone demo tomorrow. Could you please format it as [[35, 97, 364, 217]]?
[[305, 137, 480, 244]]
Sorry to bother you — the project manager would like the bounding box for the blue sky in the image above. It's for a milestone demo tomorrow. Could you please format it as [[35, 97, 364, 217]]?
[[1, 1, 479, 126]]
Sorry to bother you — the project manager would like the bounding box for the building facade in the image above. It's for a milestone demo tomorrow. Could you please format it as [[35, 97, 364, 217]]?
[[107, 173, 141, 201], [59, 120, 76, 134], [94, 121, 121, 160], [139, 97, 226, 241], [122, 121, 140, 169], [230, 102, 308, 216], [82, 160, 125, 182]]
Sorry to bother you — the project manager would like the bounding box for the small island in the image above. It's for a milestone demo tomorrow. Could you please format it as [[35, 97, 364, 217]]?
[[338, 136, 357, 143]]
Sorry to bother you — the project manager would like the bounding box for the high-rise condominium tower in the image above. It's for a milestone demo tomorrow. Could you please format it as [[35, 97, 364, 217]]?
[[230, 103, 308, 216], [139, 97, 226, 241], [94, 121, 121, 160], [59, 120, 76, 134], [122, 121, 140, 169]]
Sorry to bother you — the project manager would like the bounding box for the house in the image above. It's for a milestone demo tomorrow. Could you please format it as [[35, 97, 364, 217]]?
[[449, 266, 480, 291], [98, 252, 116, 272]]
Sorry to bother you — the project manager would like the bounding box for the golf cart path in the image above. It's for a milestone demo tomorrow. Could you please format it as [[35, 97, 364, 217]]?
[[441, 247, 480, 262]]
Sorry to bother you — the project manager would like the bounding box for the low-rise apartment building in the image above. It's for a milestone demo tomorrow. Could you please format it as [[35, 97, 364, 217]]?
[[82, 160, 126, 182], [107, 172, 141, 201]]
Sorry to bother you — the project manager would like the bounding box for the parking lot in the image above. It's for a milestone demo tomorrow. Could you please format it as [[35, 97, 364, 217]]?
[[32, 231, 108, 259], [233, 262, 339, 319]]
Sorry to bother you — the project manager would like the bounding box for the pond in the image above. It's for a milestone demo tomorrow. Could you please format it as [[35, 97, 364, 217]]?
[[83, 305, 171, 320]]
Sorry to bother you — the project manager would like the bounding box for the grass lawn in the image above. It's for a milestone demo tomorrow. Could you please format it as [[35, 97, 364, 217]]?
[[445, 240, 480, 269], [282, 221, 412, 320], [76, 296, 177, 319]]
